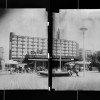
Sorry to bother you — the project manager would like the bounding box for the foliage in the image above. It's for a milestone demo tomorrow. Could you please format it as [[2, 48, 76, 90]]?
[[87, 51, 100, 72], [77, 56, 83, 61]]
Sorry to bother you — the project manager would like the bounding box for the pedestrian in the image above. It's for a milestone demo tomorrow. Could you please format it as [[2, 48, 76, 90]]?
[[66, 63, 72, 76], [72, 63, 79, 76]]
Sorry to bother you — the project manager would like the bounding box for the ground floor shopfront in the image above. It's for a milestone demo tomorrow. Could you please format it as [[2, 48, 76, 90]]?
[[3, 58, 48, 72], [28, 59, 48, 70]]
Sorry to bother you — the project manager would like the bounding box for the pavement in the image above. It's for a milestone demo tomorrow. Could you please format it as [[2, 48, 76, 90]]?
[[0, 71, 48, 90], [52, 71, 100, 90]]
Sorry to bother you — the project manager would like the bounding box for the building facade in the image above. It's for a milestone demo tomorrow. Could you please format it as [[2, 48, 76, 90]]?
[[9, 32, 48, 61], [52, 38, 79, 58], [9, 32, 79, 69], [9, 32, 48, 69], [52, 38, 79, 68]]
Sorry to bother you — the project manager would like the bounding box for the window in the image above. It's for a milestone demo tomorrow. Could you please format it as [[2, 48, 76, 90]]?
[[12, 38, 17, 41]]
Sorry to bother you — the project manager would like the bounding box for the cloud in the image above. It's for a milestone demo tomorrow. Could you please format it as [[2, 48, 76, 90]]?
[[0, 9, 47, 60], [57, 9, 100, 51]]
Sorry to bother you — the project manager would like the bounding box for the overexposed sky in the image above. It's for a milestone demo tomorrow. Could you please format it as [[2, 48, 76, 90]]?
[[54, 9, 100, 51], [0, 9, 47, 60]]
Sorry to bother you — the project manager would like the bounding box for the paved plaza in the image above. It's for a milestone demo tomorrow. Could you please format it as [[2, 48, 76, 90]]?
[[52, 71, 100, 90], [0, 71, 48, 90]]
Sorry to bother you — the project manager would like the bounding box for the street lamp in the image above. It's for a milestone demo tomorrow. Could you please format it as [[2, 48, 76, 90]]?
[[80, 27, 88, 77], [57, 28, 62, 71], [60, 38, 62, 71]]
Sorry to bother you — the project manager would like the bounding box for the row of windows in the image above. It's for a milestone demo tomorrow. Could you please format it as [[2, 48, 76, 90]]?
[[53, 49, 76, 51], [12, 40, 48, 43], [53, 40, 77, 44], [12, 37, 47, 42], [53, 55, 76, 57], [53, 47, 77, 50], [11, 49, 47, 52], [53, 50, 77, 52], [53, 53, 76, 54], [12, 42, 47, 46], [11, 53, 48, 57], [12, 55, 48, 58], [53, 45, 77, 48], [53, 55, 77, 57], [53, 44, 77, 46], [12, 47, 48, 50], [53, 52, 76, 54], [12, 52, 47, 54], [53, 52, 77, 54], [12, 47, 47, 50], [12, 42, 48, 45], [12, 35, 47, 40], [12, 49, 47, 52], [53, 42, 77, 45], [53, 47, 78, 50], [11, 53, 48, 56], [53, 48, 77, 50], [53, 44, 77, 47], [12, 49, 46, 51], [11, 44, 48, 47], [53, 53, 76, 55]]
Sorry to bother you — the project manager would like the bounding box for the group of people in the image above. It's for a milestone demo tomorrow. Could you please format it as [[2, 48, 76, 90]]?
[[10, 66, 33, 74], [9, 65, 46, 74]]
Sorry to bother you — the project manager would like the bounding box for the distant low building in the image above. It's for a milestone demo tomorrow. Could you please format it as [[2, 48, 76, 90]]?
[[79, 48, 93, 60], [85, 50, 93, 56]]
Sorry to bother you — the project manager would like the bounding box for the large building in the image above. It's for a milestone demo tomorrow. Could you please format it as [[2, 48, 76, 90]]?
[[9, 32, 79, 69], [9, 32, 48, 68]]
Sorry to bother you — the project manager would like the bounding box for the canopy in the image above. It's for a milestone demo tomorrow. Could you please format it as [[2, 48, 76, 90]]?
[[18, 63, 27, 66], [75, 61, 91, 64], [5, 60, 18, 64]]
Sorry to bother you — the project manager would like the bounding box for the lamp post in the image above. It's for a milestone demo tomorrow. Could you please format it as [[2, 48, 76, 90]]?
[[57, 28, 62, 71], [60, 39, 62, 71], [80, 27, 88, 77]]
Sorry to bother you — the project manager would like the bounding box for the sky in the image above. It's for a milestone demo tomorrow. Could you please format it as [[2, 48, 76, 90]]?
[[0, 9, 47, 60], [54, 9, 100, 52]]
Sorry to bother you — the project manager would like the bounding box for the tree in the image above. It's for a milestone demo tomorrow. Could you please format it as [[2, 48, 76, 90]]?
[[77, 56, 83, 61], [22, 54, 29, 63], [96, 51, 100, 72], [0, 57, 3, 70], [87, 54, 97, 70]]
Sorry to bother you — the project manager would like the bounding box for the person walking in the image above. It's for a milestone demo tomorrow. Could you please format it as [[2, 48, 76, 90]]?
[[66, 63, 72, 76]]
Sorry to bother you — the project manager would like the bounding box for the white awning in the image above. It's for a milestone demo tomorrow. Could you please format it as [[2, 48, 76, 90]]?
[[5, 60, 18, 64], [28, 59, 48, 61], [75, 61, 91, 64]]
